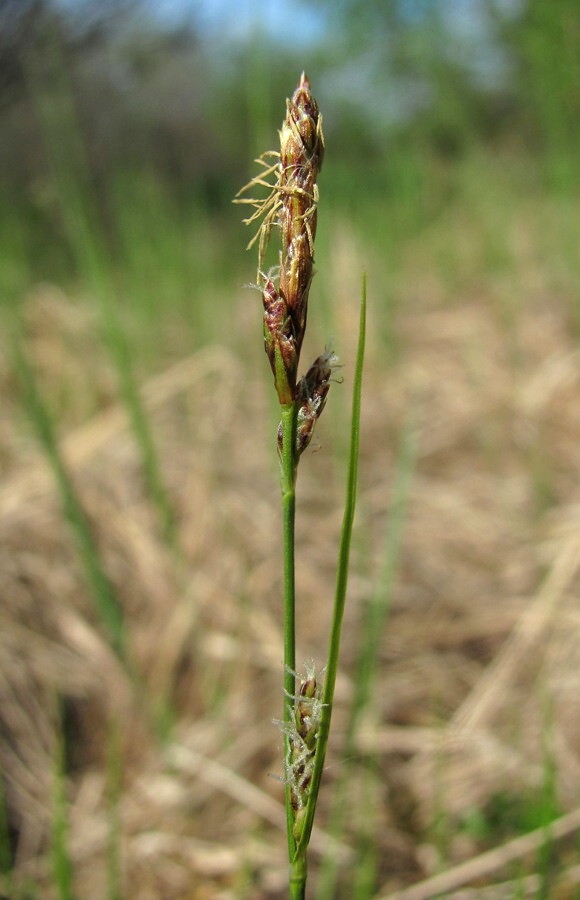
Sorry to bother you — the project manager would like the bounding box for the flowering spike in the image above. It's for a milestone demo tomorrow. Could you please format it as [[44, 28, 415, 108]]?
[[274, 662, 326, 841], [261, 271, 296, 406], [278, 73, 324, 363], [294, 346, 340, 456], [236, 73, 325, 408]]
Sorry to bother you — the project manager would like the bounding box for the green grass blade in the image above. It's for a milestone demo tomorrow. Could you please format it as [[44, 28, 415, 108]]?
[[317, 407, 418, 899], [347, 407, 417, 747], [51, 713, 73, 900], [13, 336, 125, 659], [294, 272, 366, 861], [279, 401, 299, 862]]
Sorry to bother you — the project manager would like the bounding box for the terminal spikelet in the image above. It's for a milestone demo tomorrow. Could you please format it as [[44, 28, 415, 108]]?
[[235, 73, 326, 408]]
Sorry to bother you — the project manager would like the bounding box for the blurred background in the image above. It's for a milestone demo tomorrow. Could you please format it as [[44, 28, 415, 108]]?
[[3, 0, 580, 897]]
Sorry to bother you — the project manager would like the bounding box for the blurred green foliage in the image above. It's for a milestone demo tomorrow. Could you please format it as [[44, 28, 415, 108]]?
[[1, 0, 580, 295]]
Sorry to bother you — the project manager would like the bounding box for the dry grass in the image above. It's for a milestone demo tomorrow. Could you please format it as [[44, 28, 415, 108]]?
[[3, 206, 580, 898]]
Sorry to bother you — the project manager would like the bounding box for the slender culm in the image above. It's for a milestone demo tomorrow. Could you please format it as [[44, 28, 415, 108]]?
[[235, 74, 366, 900]]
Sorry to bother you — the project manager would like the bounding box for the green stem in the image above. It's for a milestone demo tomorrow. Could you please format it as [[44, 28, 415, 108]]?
[[296, 274, 367, 857], [289, 853, 307, 900], [279, 401, 299, 861]]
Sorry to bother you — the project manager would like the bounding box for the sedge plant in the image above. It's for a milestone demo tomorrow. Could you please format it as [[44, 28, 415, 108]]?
[[235, 73, 366, 898]]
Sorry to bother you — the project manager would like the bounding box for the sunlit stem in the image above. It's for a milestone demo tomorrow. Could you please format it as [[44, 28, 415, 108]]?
[[279, 400, 298, 860], [295, 274, 367, 857]]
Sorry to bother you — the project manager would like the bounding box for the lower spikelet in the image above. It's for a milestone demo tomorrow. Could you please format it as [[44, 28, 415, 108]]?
[[277, 345, 341, 457], [274, 662, 325, 842]]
